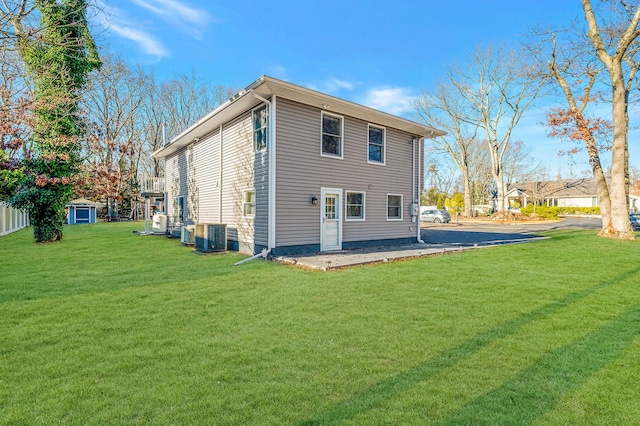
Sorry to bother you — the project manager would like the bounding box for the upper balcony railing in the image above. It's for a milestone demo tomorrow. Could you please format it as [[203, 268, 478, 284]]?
[[140, 176, 165, 195]]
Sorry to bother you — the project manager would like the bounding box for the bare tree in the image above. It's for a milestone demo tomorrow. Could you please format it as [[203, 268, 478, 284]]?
[[534, 0, 639, 239], [79, 55, 237, 218], [502, 140, 541, 187], [0, 0, 35, 51], [450, 45, 546, 211], [414, 79, 479, 217], [137, 69, 236, 178], [0, 49, 31, 158], [80, 52, 144, 217], [582, 0, 639, 239], [467, 138, 494, 209]]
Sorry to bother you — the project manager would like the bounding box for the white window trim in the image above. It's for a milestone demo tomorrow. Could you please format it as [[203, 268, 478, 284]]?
[[320, 111, 344, 160], [252, 105, 268, 152], [386, 193, 403, 221], [242, 189, 256, 218], [367, 124, 386, 165], [345, 190, 366, 221]]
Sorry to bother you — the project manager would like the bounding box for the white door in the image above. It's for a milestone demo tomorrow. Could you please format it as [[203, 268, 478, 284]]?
[[321, 188, 342, 251]]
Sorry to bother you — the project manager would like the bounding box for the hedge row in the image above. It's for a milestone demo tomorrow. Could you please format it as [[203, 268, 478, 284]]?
[[521, 204, 601, 219]]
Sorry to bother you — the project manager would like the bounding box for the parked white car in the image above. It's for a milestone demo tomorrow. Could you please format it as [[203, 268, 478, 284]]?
[[421, 209, 451, 223]]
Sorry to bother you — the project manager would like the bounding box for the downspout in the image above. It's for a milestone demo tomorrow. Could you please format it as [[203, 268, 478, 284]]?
[[218, 124, 223, 223], [246, 89, 276, 258], [413, 136, 425, 243]]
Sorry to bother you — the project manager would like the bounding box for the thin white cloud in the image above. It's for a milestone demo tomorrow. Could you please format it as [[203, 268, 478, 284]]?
[[94, 2, 169, 60], [268, 65, 289, 80], [306, 77, 356, 94], [361, 86, 414, 115], [131, 0, 212, 38], [323, 77, 354, 92], [110, 24, 169, 58]]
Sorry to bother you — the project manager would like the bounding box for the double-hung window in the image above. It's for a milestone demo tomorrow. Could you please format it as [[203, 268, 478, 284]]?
[[345, 191, 365, 221], [387, 194, 402, 220], [243, 190, 256, 217], [321, 113, 343, 158], [253, 105, 268, 151], [368, 125, 385, 164]]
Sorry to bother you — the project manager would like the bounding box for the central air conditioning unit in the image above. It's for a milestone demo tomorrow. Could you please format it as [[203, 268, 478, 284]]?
[[194, 223, 227, 253], [181, 225, 195, 245]]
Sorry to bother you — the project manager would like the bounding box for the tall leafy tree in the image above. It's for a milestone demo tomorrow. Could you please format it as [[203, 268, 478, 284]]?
[[9, 0, 100, 242]]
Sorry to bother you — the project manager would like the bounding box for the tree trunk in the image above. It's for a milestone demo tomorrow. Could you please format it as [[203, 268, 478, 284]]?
[[605, 63, 633, 239], [489, 143, 505, 211], [580, 0, 637, 240], [458, 161, 473, 217]]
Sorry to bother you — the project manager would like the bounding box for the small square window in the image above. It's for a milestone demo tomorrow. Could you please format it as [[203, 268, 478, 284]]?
[[368, 125, 385, 164], [346, 191, 365, 221], [243, 191, 256, 217], [387, 194, 402, 220], [322, 113, 343, 158], [253, 106, 268, 151]]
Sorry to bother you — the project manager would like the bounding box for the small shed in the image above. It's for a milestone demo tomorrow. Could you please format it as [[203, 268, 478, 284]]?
[[66, 198, 100, 224]]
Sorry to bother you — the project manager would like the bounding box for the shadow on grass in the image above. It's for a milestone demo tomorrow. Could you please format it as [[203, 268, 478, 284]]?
[[437, 303, 640, 425], [295, 266, 640, 426]]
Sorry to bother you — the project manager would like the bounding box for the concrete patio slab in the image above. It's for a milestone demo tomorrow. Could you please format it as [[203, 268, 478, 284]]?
[[274, 236, 546, 271]]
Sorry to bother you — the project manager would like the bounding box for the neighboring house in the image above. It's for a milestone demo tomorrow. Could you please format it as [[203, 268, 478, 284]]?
[[630, 181, 640, 212], [66, 198, 102, 224], [505, 178, 602, 209], [153, 75, 444, 255]]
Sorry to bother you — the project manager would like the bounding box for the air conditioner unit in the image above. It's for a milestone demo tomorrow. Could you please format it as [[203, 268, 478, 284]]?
[[181, 225, 195, 245], [195, 223, 227, 253]]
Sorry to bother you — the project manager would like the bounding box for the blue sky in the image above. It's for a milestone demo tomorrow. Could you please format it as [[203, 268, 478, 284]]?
[[95, 0, 638, 176]]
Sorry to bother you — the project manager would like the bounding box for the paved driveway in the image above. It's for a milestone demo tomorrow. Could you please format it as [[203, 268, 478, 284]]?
[[421, 216, 601, 245]]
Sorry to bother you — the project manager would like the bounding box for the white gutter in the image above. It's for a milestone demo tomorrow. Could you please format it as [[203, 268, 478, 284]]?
[[248, 89, 276, 255]]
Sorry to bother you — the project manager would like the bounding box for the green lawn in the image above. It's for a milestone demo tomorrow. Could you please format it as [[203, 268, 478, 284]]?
[[1, 222, 639, 425]]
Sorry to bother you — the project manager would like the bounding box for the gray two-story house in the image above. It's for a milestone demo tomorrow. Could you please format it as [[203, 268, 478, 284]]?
[[153, 76, 444, 256]]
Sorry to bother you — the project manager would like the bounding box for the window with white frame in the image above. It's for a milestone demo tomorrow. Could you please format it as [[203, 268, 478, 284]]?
[[321, 113, 343, 158], [368, 125, 385, 164], [176, 196, 184, 223], [345, 191, 365, 221], [243, 190, 256, 217], [387, 194, 402, 220], [253, 105, 268, 151]]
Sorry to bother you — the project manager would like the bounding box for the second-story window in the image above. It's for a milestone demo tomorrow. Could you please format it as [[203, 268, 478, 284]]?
[[321, 113, 343, 158], [368, 125, 385, 164], [253, 105, 268, 151]]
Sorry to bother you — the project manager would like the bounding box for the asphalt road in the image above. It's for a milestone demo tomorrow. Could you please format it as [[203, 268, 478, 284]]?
[[421, 217, 602, 245]]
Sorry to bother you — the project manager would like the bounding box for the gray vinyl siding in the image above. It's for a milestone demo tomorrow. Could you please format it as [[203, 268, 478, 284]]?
[[275, 98, 419, 247], [220, 109, 269, 250], [220, 112, 252, 245], [165, 146, 189, 227], [164, 108, 269, 252], [192, 129, 220, 223]]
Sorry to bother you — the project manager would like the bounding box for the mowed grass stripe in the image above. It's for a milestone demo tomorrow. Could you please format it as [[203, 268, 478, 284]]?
[[0, 222, 638, 424]]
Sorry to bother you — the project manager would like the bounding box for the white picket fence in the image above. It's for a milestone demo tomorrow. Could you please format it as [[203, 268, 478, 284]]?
[[0, 202, 29, 237]]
